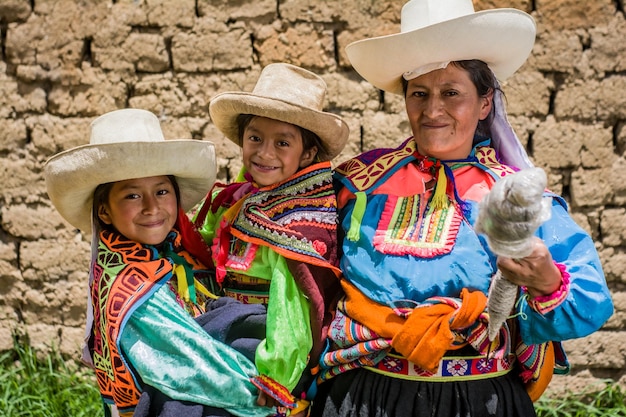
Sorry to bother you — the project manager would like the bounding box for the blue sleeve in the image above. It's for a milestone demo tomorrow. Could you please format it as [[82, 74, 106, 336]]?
[[517, 198, 614, 344], [119, 285, 271, 417]]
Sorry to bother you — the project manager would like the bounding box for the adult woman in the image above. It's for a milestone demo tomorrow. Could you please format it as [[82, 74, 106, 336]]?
[[311, 1, 613, 416]]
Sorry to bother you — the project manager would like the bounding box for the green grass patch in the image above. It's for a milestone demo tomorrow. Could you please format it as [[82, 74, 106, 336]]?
[[0, 336, 102, 417], [536, 380, 626, 417]]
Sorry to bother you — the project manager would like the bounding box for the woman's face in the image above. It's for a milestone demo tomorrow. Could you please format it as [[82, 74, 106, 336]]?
[[405, 64, 493, 160], [241, 116, 317, 187], [97, 175, 178, 245]]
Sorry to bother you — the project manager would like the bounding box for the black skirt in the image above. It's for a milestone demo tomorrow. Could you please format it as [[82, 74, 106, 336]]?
[[310, 367, 536, 417]]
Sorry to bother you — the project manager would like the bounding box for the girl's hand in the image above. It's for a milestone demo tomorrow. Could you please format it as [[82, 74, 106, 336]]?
[[257, 391, 280, 408], [257, 392, 309, 416], [496, 237, 562, 298]]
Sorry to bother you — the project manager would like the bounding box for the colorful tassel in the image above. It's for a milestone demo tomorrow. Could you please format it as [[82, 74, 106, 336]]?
[[194, 278, 219, 300], [166, 251, 196, 304], [175, 264, 191, 302], [430, 164, 449, 210]]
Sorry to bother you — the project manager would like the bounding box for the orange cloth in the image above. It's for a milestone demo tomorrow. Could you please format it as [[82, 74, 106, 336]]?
[[341, 281, 487, 373]]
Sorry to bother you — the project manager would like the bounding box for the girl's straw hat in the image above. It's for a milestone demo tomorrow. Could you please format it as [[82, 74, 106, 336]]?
[[44, 108, 216, 233], [209, 63, 349, 160], [346, 0, 537, 95]]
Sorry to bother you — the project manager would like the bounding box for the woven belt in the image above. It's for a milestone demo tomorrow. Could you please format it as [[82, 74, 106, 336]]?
[[224, 272, 270, 305], [224, 289, 270, 305], [364, 353, 515, 381]]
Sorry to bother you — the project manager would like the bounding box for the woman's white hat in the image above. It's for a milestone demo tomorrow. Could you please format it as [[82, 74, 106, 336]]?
[[44, 108, 216, 233], [209, 63, 349, 160], [346, 0, 537, 95]]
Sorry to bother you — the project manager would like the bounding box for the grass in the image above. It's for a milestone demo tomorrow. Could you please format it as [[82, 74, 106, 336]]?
[[535, 381, 626, 417], [0, 337, 102, 417], [1, 336, 625, 416]]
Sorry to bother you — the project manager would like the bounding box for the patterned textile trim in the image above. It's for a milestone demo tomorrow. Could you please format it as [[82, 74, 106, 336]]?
[[470, 146, 518, 179], [224, 289, 270, 305], [373, 193, 462, 257], [523, 262, 571, 314], [250, 375, 297, 409], [365, 352, 515, 382], [318, 310, 391, 382], [324, 312, 391, 363], [516, 340, 550, 382], [223, 272, 271, 303], [224, 236, 258, 272], [227, 162, 340, 274], [335, 137, 517, 194], [334, 137, 416, 193]]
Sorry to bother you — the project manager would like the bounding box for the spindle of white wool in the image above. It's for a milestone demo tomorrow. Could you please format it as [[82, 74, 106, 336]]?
[[475, 167, 552, 341]]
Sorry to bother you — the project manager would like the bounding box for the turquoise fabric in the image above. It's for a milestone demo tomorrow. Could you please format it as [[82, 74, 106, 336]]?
[[120, 285, 270, 417]]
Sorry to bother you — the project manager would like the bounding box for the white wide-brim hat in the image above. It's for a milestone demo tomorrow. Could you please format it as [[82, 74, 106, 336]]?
[[44, 108, 216, 233], [209, 63, 349, 161], [346, 0, 537, 95]]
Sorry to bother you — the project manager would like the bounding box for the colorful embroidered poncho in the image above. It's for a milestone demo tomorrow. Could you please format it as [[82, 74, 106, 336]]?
[[195, 161, 342, 403], [88, 229, 268, 417], [322, 137, 613, 399]]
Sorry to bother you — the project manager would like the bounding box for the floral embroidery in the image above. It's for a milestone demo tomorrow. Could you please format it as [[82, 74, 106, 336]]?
[[312, 239, 328, 256], [446, 359, 469, 376], [381, 356, 405, 373]]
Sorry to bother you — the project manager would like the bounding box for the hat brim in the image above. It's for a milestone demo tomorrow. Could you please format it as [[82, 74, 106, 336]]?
[[209, 92, 349, 161], [346, 9, 536, 95], [44, 140, 216, 233]]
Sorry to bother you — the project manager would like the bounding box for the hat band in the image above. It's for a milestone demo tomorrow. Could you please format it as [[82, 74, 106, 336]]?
[[403, 61, 450, 81]]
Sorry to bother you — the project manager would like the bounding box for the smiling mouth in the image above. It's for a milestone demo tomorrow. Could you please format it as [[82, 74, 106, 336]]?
[[141, 220, 165, 228], [423, 122, 447, 128], [252, 162, 278, 171]]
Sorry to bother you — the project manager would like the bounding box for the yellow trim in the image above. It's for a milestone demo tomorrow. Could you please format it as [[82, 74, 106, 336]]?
[[289, 399, 311, 415], [194, 278, 219, 300], [174, 264, 190, 301]]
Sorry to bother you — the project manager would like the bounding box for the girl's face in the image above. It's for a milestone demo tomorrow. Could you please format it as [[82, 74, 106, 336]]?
[[241, 116, 317, 187], [405, 64, 493, 160], [97, 176, 178, 245]]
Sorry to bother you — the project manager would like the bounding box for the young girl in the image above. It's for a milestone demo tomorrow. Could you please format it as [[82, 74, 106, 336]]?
[[193, 63, 350, 416], [44, 108, 273, 417]]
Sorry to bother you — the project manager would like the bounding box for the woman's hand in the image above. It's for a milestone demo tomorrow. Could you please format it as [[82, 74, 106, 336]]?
[[496, 237, 562, 298]]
